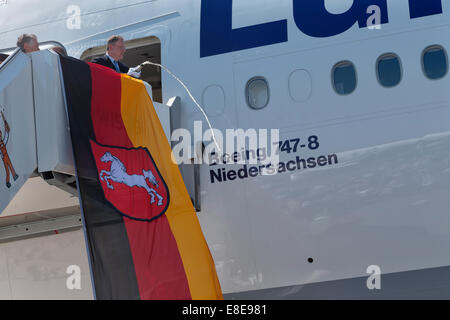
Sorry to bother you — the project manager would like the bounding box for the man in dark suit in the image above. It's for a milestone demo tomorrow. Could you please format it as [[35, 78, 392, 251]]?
[[92, 35, 141, 78]]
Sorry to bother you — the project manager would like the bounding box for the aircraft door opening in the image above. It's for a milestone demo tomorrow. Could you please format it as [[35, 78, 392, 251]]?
[[81, 36, 162, 103]]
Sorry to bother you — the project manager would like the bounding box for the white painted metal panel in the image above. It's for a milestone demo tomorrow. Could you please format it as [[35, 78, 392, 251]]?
[[32, 50, 75, 175], [153, 101, 171, 143], [1, 229, 93, 300], [1, 177, 79, 218], [0, 52, 37, 215], [0, 246, 11, 299]]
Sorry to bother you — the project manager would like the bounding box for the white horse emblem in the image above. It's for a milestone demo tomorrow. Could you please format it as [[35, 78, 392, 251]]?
[[99, 152, 164, 206]]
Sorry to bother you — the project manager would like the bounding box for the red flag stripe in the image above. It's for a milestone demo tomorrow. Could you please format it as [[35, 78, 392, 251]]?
[[89, 63, 132, 148], [88, 63, 191, 299]]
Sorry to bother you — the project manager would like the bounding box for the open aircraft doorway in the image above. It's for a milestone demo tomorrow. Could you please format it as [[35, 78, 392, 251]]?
[[80, 36, 162, 103]]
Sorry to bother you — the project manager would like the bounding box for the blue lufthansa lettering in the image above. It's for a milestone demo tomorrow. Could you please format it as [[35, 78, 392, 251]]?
[[293, 0, 389, 38], [200, 0, 287, 57], [200, 0, 443, 57], [409, 0, 442, 19]]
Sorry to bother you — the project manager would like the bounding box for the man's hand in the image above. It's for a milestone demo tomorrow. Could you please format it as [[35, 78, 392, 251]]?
[[127, 67, 141, 79]]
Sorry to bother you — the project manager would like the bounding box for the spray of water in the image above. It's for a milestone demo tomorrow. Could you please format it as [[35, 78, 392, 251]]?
[[138, 61, 221, 152]]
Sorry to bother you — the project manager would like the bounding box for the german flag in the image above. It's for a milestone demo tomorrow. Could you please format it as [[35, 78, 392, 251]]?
[[59, 55, 222, 300]]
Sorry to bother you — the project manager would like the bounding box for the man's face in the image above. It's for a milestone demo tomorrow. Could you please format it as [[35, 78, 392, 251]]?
[[24, 38, 40, 53], [108, 39, 126, 61]]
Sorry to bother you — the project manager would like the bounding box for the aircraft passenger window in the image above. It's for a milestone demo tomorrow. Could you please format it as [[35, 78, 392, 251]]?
[[377, 53, 402, 87], [422, 45, 448, 80], [332, 61, 357, 95], [246, 77, 270, 109]]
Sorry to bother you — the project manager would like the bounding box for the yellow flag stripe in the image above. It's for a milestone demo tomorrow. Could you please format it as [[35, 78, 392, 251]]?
[[120, 75, 223, 299]]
